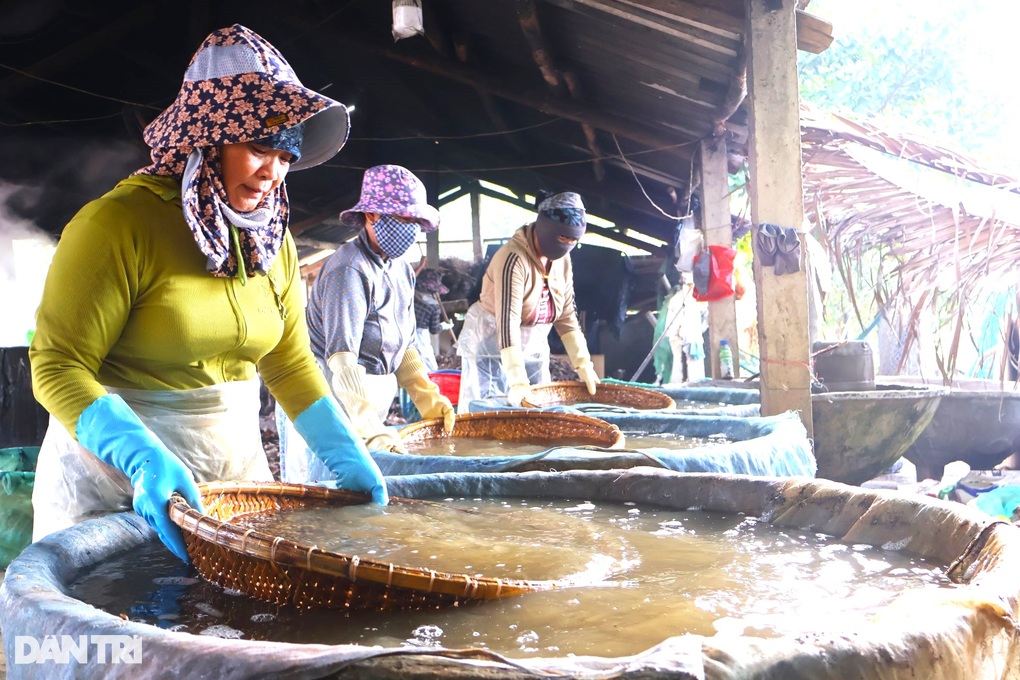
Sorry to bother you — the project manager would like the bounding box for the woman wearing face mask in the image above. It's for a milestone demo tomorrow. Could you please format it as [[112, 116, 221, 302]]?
[[29, 25, 387, 563], [457, 191, 600, 409], [280, 165, 456, 483]]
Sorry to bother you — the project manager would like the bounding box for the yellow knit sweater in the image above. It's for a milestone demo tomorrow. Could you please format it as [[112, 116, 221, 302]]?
[[30, 174, 329, 437]]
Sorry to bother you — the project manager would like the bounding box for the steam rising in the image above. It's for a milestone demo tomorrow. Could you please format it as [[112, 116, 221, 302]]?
[[0, 139, 145, 347], [0, 182, 55, 346]]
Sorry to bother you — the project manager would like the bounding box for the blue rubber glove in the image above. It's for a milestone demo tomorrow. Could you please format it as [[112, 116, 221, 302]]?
[[294, 397, 389, 505], [77, 394, 204, 563]]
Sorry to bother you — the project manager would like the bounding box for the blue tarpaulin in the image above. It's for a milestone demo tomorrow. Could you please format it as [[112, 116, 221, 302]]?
[[379, 398, 815, 479]]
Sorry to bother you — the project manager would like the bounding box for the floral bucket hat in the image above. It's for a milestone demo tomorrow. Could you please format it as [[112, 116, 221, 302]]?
[[340, 165, 440, 233], [142, 23, 349, 173], [416, 268, 449, 295], [135, 25, 350, 279]]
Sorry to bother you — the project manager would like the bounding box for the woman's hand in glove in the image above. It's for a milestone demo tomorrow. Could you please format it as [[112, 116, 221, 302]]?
[[365, 428, 409, 453], [575, 363, 600, 396], [76, 394, 203, 563], [396, 348, 457, 433], [294, 397, 389, 504], [131, 453, 204, 562]]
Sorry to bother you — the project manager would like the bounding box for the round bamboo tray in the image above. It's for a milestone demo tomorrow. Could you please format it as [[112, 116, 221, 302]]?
[[169, 481, 591, 611], [400, 409, 625, 449], [521, 381, 676, 411]]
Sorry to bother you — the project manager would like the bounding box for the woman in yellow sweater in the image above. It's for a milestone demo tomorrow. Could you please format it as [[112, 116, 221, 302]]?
[[29, 25, 387, 562]]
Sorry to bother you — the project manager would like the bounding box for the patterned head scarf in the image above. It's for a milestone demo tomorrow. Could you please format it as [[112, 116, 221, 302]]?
[[257, 123, 304, 162], [135, 24, 350, 278], [535, 191, 586, 260]]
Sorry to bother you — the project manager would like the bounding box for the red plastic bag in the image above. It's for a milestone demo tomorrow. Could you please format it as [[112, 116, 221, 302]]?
[[691, 245, 737, 302]]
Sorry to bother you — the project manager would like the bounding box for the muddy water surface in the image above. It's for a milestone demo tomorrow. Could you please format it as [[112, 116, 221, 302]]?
[[71, 498, 956, 658]]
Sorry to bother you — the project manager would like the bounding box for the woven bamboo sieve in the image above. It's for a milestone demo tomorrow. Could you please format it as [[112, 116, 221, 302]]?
[[521, 381, 676, 411], [168, 481, 582, 611], [399, 409, 625, 448]]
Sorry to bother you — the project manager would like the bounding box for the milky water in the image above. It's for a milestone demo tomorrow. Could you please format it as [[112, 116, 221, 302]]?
[[70, 498, 956, 658], [673, 399, 732, 410], [621, 432, 734, 449]]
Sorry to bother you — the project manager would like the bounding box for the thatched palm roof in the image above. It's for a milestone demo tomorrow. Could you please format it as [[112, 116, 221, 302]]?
[[801, 105, 1020, 295]]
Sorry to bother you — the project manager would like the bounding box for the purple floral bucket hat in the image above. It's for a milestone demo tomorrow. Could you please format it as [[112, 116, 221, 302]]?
[[340, 165, 440, 233], [416, 268, 449, 295], [142, 24, 349, 173]]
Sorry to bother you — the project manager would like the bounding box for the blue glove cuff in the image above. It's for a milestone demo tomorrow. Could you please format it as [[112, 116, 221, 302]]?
[[294, 397, 389, 505], [77, 394, 154, 478], [76, 393, 202, 563]]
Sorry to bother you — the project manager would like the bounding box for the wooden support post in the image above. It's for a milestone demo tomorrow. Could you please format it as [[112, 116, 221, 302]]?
[[427, 229, 440, 269], [700, 138, 739, 378], [471, 186, 483, 260], [745, 0, 813, 436]]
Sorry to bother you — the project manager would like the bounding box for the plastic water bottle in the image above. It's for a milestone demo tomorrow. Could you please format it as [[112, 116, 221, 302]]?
[[719, 339, 734, 380]]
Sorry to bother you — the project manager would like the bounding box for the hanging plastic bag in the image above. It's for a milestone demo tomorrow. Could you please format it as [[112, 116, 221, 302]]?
[[692, 245, 737, 302], [675, 219, 703, 273], [392, 0, 425, 41]]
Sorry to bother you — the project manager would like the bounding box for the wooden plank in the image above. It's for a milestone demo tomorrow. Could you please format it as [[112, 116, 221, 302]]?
[[539, 0, 834, 53], [561, 10, 738, 83], [0, 5, 158, 99], [567, 0, 740, 58], [471, 187, 483, 259], [701, 137, 740, 377], [472, 179, 674, 249], [745, 0, 813, 436], [795, 9, 834, 54], [427, 229, 440, 269], [515, 0, 607, 179], [341, 33, 699, 161], [622, 0, 744, 38]]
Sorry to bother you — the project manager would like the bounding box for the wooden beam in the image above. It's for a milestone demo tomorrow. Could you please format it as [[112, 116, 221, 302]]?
[[617, 0, 745, 37], [427, 229, 440, 268], [562, 71, 607, 181], [701, 137, 739, 378], [547, 0, 833, 53], [516, 0, 569, 94], [437, 185, 472, 207], [450, 35, 527, 155], [745, 0, 813, 436], [387, 136, 680, 237], [587, 224, 669, 255], [418, 1, 530, 153], [0, 5, 158, 100], [714, 44, 747, 136], [340, 33, 696, 161], [471, 185, 483, 259], [795, 9, 835, 54], [473, 184, 668, 255], [565, 0, 740, 58], [515, 0, 606, 181], [467, 156, 680, 233], [420, 0, 453, 58]]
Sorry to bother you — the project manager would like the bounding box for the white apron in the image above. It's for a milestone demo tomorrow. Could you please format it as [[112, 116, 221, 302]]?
[[413, 326, 439, 374], [279, 366, 397, 484], [32, 379, 271, 542], [455, 302, 551, 408]]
